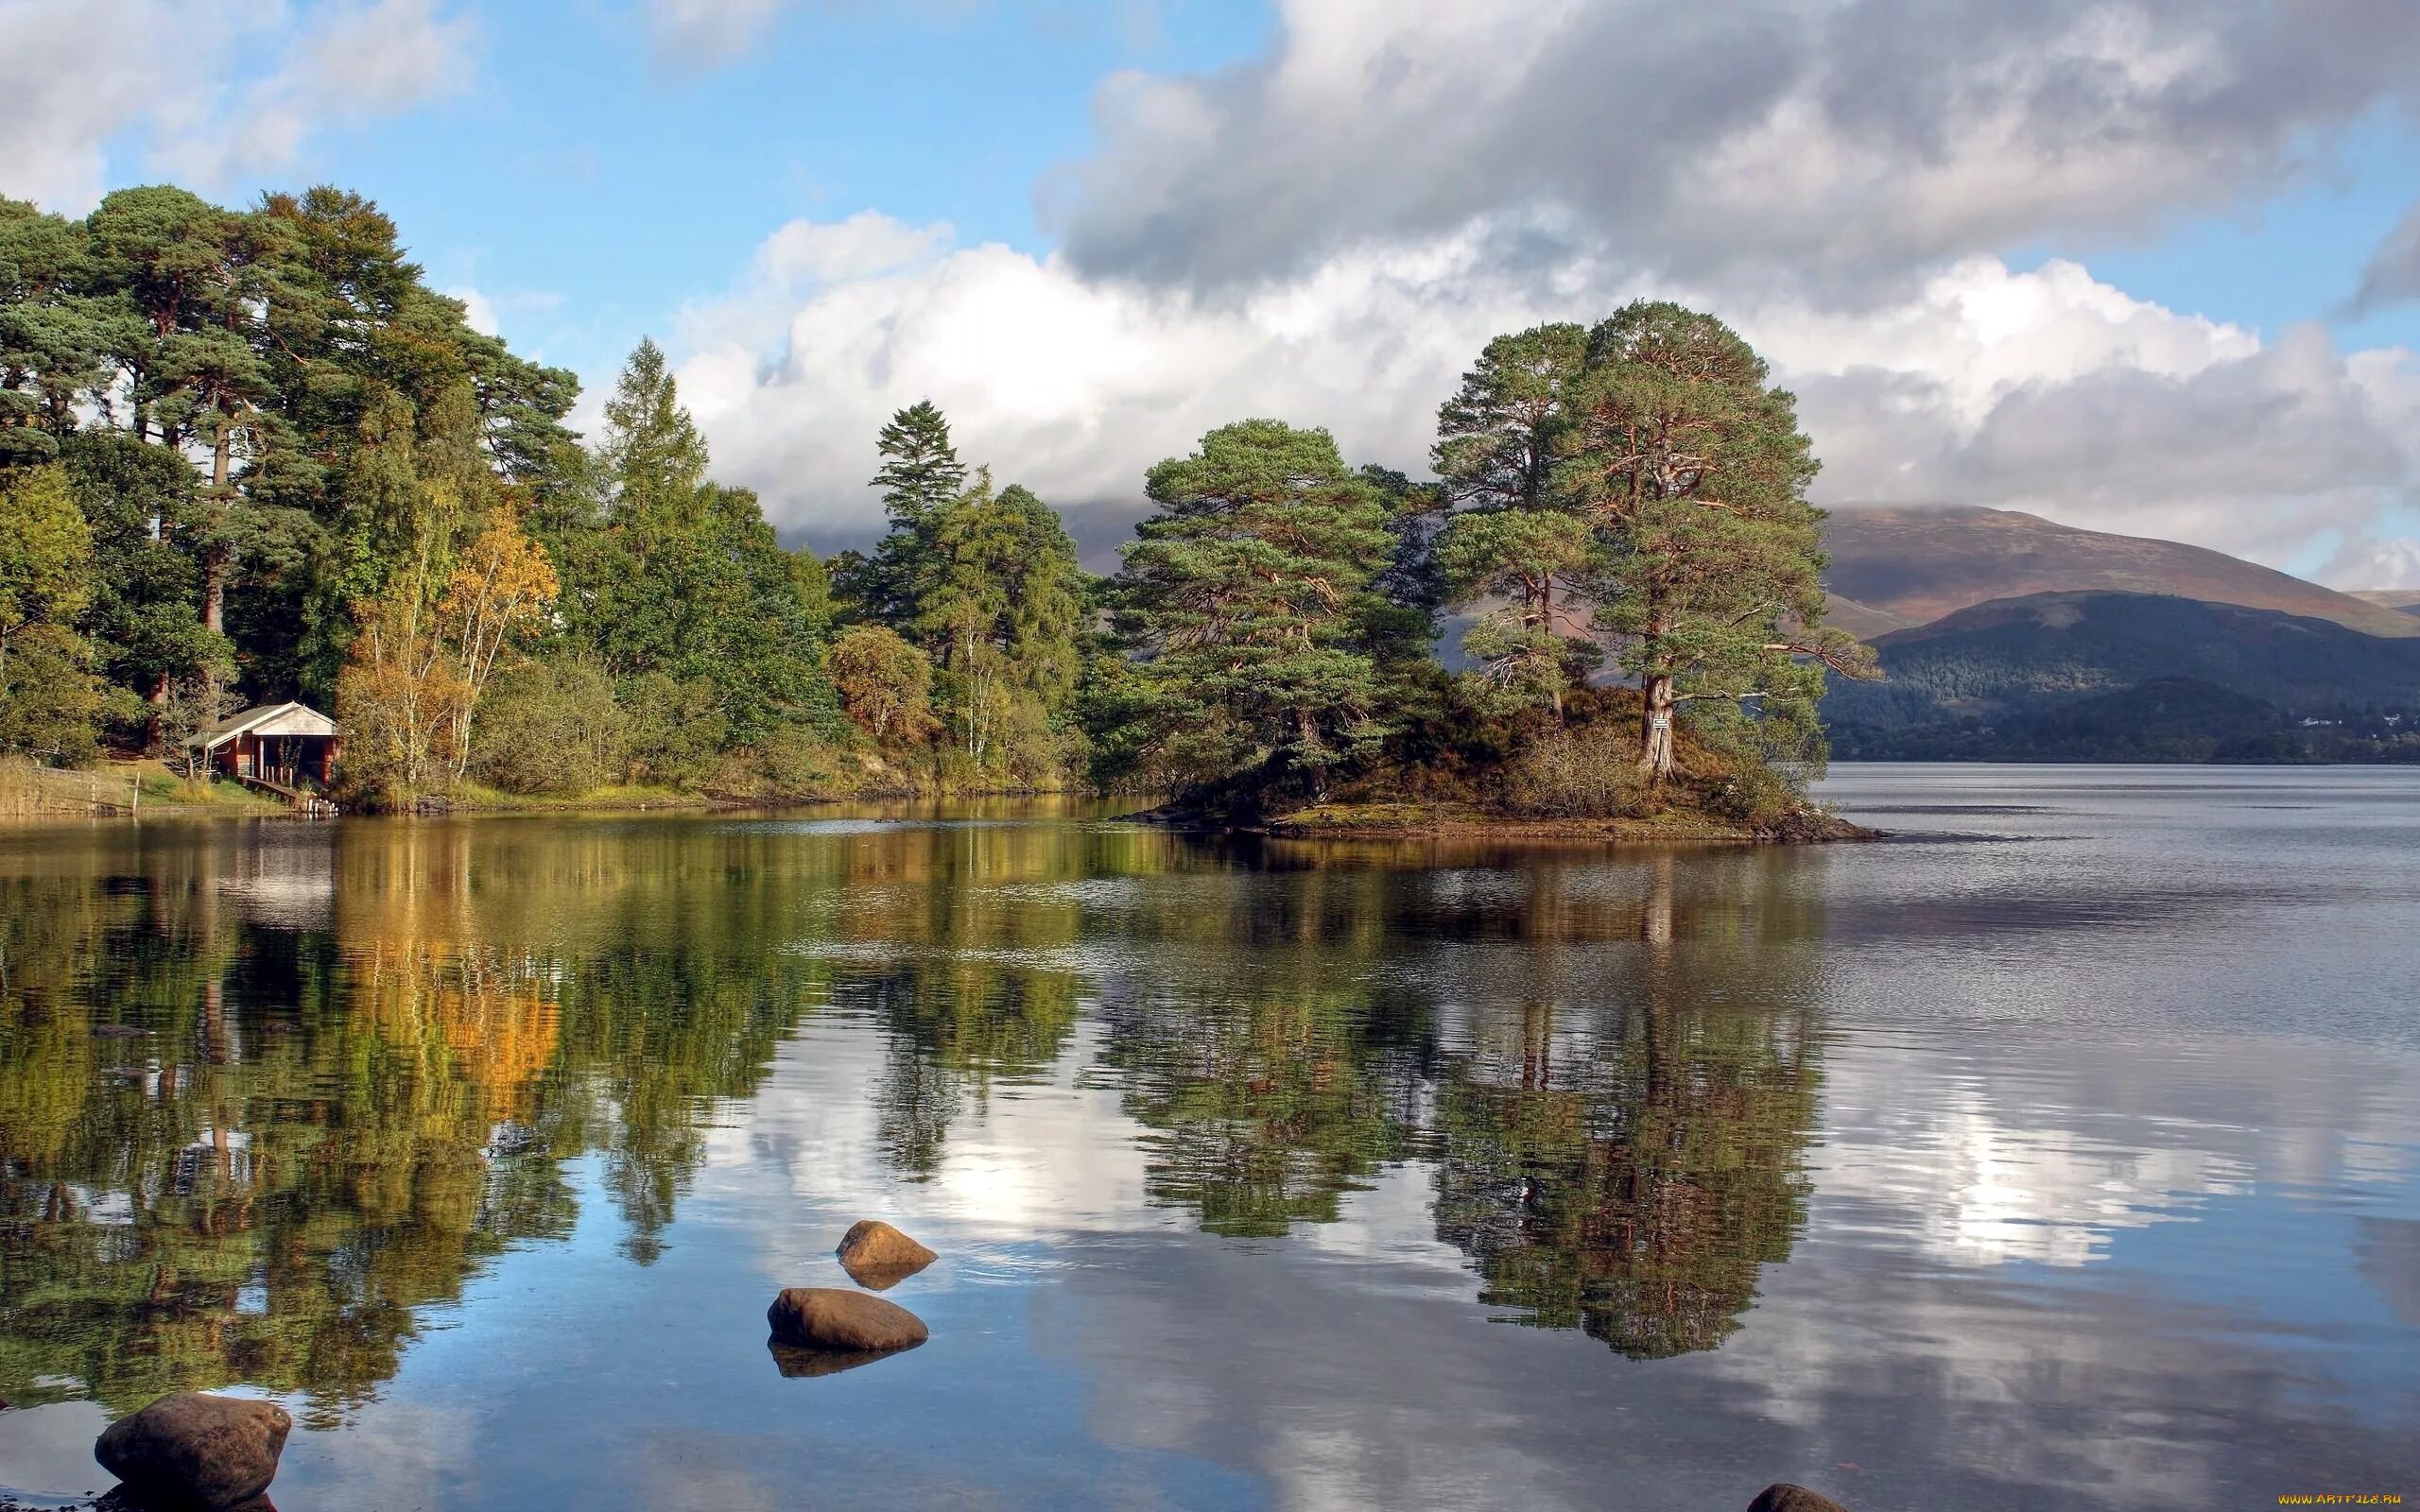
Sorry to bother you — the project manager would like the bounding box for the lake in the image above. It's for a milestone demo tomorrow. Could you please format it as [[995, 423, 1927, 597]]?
[[1, 765, 2413, 1510]]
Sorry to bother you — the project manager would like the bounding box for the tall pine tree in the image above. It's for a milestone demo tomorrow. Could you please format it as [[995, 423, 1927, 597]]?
[[1111, 421, 1394, 798]]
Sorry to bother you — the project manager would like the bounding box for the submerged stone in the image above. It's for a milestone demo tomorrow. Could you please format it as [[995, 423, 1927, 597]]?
[[1748, 1486, 1848, 1512], [836, 1220, 937, 1287], [94, 1392, 290, 1510], [768, 1287, 929, 1353]]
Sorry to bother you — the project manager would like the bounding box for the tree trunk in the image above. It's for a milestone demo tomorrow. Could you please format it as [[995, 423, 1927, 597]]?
[[1639, 672, 1676, 779], [202, 546, 227, 634], [203, 430, 232, 634]]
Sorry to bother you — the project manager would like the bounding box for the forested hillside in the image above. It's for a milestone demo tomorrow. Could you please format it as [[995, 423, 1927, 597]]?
[[1824, 592, 2420, 762]]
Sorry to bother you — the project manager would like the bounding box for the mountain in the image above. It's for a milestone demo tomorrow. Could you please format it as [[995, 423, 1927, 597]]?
[[1822, 506, 2420, 639], [1822, 592, 2420, 762], [2352, 590, 2420, 619], [1821, 593, 1918, 640]]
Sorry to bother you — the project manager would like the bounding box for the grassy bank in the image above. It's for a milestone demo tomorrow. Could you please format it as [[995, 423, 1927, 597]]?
[[1, 759, 284, 819]]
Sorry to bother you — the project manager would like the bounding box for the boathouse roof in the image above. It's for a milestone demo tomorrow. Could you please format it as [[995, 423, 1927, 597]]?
[[184, 701, 340, 750]]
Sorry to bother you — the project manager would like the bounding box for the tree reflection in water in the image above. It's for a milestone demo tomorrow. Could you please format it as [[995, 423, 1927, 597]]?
[[0, 816, 1826, 1424]]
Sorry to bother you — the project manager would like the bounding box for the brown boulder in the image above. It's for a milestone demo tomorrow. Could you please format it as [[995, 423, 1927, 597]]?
[[94, 1392, 290, 1510], [835, 1220, 936, 1287], [1749, 1486, 1848, 1512], [768, 1287, 929, 1353]]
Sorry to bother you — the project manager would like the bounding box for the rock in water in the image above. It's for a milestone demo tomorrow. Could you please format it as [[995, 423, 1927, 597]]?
[[94, 1392, 291, 1510], [1748, 1486, 1848, 1512], [835, 1220, 937, 1286], [768, 1287, 929, 1353]]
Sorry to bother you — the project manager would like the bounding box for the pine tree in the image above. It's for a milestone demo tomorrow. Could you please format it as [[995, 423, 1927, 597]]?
[[871, 399, 965, 529], [1559, 302, 1871, 778], [1430, 324, 1600, 713], [1112, 420, 1395, 796]]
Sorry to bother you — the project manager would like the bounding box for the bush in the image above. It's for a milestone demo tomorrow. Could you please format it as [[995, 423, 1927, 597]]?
[[1499, 723, 1647, 818], [738, 726, 853, 799], [472, 658, 628, 794], [620, 671, 728, 787]]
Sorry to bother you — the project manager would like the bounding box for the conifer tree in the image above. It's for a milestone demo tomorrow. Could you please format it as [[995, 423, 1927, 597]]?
[[1560, 302, 1871, 778], [871, 399, 965, 529], [1112, 420, 1395, 795]]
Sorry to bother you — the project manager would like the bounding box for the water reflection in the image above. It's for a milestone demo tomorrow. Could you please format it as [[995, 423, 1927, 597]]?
[[4, 778, 2415, 1510], [0, 815, 1836, 1430]]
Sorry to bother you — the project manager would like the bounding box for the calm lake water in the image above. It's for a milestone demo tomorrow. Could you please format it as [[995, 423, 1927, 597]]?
[[1, 765, 2414, 1510]]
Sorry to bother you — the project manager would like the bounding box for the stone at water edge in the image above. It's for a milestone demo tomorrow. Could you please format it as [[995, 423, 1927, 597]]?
[[768, 1287, 929, 1353], [1748, 1485, 1848, 1512], [836, 1219, 937, 1280], [94, 1392, 290, 1510]]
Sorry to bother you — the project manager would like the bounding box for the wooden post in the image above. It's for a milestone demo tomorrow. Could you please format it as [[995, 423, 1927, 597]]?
[[130, 772, 139, 817]]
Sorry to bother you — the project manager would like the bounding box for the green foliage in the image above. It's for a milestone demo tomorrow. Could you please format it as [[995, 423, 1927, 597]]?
[[1109, 420, 1398, 797], [550, 344, 838, 758], [2, 177, 1857, 809], [0, 464, 107, 762], [1557, 301, 1871, 776], [872, 398, 967, 529], [472, 658, 628, 794]]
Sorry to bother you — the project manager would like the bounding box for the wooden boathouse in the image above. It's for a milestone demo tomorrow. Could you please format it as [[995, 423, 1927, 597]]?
[[185, 702, 341, 810]]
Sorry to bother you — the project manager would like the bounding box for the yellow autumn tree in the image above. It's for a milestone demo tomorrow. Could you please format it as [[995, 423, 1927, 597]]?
[[437, 509, 560, 779], [338, 498, 557, 808]]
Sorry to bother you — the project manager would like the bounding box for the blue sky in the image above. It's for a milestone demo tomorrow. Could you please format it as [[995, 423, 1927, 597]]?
[[7, 0, 2420, 580]]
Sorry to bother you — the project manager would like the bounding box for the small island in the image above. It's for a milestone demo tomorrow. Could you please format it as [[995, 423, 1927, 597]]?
[[1, 187, 1869, 829], [1100, 306, 1873, 842]]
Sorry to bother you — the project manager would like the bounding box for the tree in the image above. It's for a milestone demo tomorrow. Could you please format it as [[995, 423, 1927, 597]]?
[[827, 625, 940, 747], [1559, 302, 1871, 778], [908, 473, 1086, 775], [1111, 421, 1396, 795], [1429, 324, 1603, 715], [850, 400, 972, 628], [0, 464, 106, 761], [871, 399, 965, 530], [436, 510, 560, 777], [57, 432, 230, 742], [559, 342, 835, 747], [598, 338, 708, 527], [0, 198, 112, 459]]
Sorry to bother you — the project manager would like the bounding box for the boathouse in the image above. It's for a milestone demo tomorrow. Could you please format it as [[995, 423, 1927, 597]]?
[[186, 702, 342, 787]]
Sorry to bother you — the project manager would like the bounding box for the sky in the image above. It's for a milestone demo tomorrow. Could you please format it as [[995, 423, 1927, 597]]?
[[6, 0, 2420, 586]]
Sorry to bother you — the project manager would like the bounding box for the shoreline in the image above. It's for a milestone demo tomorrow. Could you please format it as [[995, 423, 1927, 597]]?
[[1144, 799, 1879, 844]]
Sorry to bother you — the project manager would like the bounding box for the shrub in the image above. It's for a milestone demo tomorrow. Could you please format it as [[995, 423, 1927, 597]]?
[[472, 658, 628, 795], [1499, 724, 1647, 818]]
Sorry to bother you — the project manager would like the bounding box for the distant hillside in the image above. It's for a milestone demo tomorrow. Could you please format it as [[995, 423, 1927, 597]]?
[[1823, 506, 2420, 639], [1822, 593, 1918, 640], [1823, 592, 2420, 762], [2352, 590, 2420, 619]]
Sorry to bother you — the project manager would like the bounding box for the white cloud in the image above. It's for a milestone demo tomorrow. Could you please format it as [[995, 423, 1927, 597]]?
[[0, 0, 476, 213], [447, 285, 502, 336], [666, 212, 2420, 582]]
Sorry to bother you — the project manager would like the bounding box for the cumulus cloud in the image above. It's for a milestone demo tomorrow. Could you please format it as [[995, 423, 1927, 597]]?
[[0, 0, 476, 213], [666, 213, 2420, 582], [1046, 0, 2420, 298]]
